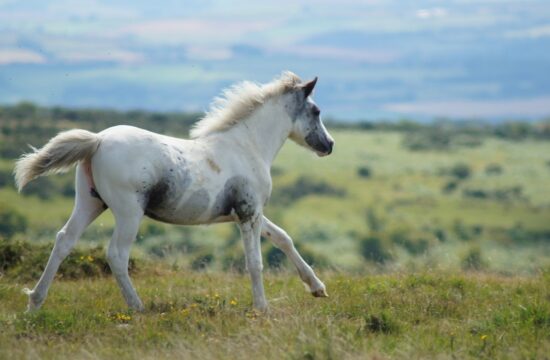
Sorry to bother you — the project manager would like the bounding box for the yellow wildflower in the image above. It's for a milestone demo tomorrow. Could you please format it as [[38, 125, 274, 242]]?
[[480, 334, 487, 341], [230, 299, 237, 306], [114, 313, 131, 322]]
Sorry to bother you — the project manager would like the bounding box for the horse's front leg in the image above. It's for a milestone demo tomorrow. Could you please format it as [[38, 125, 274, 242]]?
[[238, 213, 268, 311], [262, 216, 328, 297]]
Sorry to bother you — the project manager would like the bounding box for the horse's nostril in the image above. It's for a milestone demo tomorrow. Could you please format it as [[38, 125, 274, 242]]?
[[327, 140, 334, 154]]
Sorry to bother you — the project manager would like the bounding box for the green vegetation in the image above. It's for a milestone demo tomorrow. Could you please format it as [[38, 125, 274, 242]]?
[[0, 268, 548, 359], [1, 103, 550, 272], [1, 103, 549, 358]]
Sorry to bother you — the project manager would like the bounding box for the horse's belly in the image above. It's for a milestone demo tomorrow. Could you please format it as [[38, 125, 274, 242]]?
[[145, 211, 233, 226], [144, 188, 212, 225]]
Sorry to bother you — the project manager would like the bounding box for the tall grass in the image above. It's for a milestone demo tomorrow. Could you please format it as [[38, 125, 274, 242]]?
[[0, 269, 548, 359]]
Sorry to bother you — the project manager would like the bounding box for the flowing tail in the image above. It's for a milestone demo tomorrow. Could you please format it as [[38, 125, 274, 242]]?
[[14, 129, 101, 191]]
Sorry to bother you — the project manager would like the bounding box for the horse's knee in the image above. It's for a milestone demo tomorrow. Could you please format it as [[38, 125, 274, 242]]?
[[272, 232, 293, 252], [106, 248, 129, 275], [246, 258, 263, 273], [106, 248, 119, 269]]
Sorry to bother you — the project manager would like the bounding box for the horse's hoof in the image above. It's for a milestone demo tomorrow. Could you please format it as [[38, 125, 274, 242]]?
[[23, 288, 42, 312], [311, 288, 329, 298]]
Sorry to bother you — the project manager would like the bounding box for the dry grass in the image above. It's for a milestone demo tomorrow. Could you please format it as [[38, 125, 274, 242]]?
[[1, 268, 548, 359]]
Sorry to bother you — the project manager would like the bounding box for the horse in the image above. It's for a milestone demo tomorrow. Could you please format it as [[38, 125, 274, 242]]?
[[14, 71, 334, 312]]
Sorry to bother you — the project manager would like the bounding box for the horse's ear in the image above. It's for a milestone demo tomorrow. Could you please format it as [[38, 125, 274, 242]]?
[[300, 77, 318, 98]]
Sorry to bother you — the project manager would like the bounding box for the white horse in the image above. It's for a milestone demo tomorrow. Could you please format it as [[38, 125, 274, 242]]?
[[14, 71, 334, 312]]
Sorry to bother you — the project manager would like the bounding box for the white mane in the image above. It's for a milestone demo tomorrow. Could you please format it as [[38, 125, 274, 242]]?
[[190, 71, 302, 139]]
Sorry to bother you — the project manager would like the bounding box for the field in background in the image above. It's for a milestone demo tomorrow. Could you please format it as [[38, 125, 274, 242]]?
[[1, 103, 550, 275]]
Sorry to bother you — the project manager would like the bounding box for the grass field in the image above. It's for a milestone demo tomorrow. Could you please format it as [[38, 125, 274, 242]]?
[[0, 269, 549, 359], [1, 112, 550, 358]]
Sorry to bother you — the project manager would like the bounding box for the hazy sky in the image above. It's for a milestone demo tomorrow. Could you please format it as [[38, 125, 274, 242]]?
[[1, 0, 550, 120]]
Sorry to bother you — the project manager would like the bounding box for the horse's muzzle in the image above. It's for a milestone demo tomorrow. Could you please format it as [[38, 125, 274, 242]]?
[[315, 139, 334, 157]]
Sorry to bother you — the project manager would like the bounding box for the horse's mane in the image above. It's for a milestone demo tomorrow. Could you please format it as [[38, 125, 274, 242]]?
[[190, 71, 302, 139]]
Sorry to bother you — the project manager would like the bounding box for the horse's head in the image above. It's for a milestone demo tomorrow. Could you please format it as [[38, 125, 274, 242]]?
[[287, 77, 334, 157]]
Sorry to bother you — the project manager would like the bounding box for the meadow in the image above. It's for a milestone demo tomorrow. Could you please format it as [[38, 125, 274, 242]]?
[[0, 103, 549, 358], [1, 271, 549, 359]]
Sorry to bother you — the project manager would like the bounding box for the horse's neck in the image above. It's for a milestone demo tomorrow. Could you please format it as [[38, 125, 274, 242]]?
[[225, 101, 292, 166]]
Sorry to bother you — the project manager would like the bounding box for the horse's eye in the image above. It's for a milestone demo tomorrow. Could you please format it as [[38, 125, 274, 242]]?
[[312, 106, 321, 116]]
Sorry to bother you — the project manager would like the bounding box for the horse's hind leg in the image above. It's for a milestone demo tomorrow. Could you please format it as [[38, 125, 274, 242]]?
[[261, 216, 328, 297], [107, 201, 144, 311], [25, 164, 106, 311]]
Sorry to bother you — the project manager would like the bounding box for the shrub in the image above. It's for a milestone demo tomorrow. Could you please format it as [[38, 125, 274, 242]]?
[[453, 220, 483, 241], [141, 223, 166, 237], [504, 223, 550, 244], [461, 246, 486, 271], [485, 163, 503, 175], [0, 240, 137, 280], [390, 229, 431, 255], [452, 134, 483, 148], [61, 182, 75, 197], [462, 186, 524, 202], [0, 239, 29, 271], [20, 177, 56, 200], [294, 243, 329, 268], [271, 176, 346, 205], [359, 235, 392, 264], [265, 246, 286, 269], [462, 188, 488, 199], [357, 166, 372, 178], [433, 228, 447, 242], [191, 252, 215, 271], [363, 312, 400, 334], [402, 127, 451, 151], [0, 206, 27, 239], [0, 168, 14, 187], [450, 163, 471, 180], [442, 180, 458, 194], [221, 252, 246, 273], [494, 122, 532, 140]]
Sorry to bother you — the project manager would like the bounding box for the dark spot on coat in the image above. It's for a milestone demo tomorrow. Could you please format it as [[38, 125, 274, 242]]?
[[144, 181, 169, 214], [213, 176, 257, 222], [142, 160, 194, 222]]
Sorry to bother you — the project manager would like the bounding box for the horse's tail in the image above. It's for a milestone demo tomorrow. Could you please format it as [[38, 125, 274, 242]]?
[[14, 129, 101, 191]]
